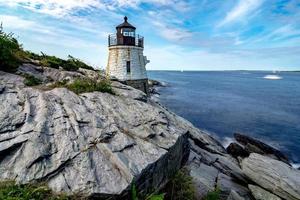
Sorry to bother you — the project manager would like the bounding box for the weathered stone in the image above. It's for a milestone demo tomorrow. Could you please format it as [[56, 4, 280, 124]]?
[[241, 153, 300, 200], [217, 173, 252, 200], [248, 184, 282, 200], [227, 190, 245, 200], [226, 143, 249, 158], [18, 64, 103, 84], [189, 162, 219, 199], [106, 46, 148, 81], [189, 139, 247, 183], [0, 73, 196, 197], [234, 133, 289, 164], [3, 67, 242, 199]]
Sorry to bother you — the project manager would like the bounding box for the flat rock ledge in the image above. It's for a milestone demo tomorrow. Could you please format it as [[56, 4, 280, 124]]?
[[242, 153, 300, 200]]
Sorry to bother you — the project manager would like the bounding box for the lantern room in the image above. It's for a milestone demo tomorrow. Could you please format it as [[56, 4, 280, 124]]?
[[108, 16, 144, 48]]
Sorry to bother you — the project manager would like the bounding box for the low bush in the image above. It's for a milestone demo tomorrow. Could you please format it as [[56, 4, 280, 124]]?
[[50, 78, 114, 95], [162, 168, 195, 200], [39, 55, 94, 71], [0, 181, 69, 200], [24, 50, 43, 61], [0, 24, 23, 72], [203, 187, 220, 200], [23, 74, 42, 86], [0, 25, 95, 73]]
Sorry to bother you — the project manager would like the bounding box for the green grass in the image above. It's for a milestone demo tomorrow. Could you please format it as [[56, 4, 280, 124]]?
[[23, 74, 42, 86], [131, 181, 164, 200], [203, 187, 220, 200], [50, 78, 115, 95], [0, 181, 69, 200], [162, 168, 196, 200], [37, 54, 94, 71]]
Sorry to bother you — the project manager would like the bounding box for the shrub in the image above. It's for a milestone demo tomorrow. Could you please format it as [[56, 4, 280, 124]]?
[[50, 78, 114, 95], [0, 24, 22, 72], [67, 55, 94, 70], [23, 74, 42, 86], [24, 50, 43, 60], [0, 25, 95, 73], [40, 54, 65, 69], [0, 181, 69, 200], [162, 168, 195, 200], [203, 187, 220, 200], [39, 54, 94, 71]]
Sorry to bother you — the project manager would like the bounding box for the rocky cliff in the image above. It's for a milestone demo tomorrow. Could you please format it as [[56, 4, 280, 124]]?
[[0, 65, 299, 200]]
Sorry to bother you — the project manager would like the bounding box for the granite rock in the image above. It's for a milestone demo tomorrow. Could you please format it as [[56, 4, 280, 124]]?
[[248, 184, 282, 200], [241, 153, 300, 200]]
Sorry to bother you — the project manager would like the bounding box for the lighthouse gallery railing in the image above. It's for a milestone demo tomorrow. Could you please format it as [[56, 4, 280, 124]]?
[[108, 34, 144, 48]]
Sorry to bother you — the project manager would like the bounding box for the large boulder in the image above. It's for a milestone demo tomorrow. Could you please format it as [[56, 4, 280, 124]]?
[[216, 173, 252, 200], [248, 185, 282, 200], [234, 133, 289, 164], [241, 153, 300, 200], [226, 142, 249, 159], [0, 72, 197, 198]]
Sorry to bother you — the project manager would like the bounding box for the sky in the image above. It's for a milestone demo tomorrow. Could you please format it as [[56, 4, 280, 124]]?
[[0, 0, 300, 71]]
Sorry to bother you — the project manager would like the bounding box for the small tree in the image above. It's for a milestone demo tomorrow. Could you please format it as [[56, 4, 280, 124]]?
[[0, 23, 22, 72]]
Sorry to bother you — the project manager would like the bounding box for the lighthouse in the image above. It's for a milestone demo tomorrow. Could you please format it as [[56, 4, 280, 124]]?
[[106, 16, 150, 94]]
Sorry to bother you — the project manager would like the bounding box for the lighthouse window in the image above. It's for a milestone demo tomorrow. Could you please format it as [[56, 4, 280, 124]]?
[[122, 28, 135, 37], [126, 61, 131, 73]]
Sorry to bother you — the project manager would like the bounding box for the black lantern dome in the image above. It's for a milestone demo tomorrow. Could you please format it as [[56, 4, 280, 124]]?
[[116, 16, 136, 30], [108, 16, 144, 47]]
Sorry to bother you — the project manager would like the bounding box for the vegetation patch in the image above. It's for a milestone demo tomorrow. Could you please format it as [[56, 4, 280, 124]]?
[[0, 24, 94, 73], [131, 181, 165, 200], [162, 168, 196, 200], [0, 24, 25, 73], [0, 181, 70, 200], [23, 74, 42, 86], [38, 54, 93, 71], [203, 187, 220, 200], [50, 78, 115, 95]]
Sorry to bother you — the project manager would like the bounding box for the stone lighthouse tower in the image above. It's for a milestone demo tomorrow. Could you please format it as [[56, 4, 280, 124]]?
[[106, 16, 150, 94]]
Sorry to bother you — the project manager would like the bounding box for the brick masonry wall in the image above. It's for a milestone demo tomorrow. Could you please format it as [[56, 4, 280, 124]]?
[[106, 46, 149, 81]]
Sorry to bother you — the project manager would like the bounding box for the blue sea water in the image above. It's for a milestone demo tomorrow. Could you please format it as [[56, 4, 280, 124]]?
[[148, 71, 300, 164]]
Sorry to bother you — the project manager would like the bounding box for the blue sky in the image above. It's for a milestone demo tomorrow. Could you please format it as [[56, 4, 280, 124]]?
[[0, 0, 300, 70]]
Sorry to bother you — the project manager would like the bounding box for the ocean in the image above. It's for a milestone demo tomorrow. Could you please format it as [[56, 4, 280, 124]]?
[[148, 71, 300, 164]]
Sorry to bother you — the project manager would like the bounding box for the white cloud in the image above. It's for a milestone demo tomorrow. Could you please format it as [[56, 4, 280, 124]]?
[[1, 0, 188, 17], [0, 15, 36, 29], [267, 25, 300, 41], [1, 0, 104, 17], [152, 21, 192, 42], [218, 0, 264, 27]]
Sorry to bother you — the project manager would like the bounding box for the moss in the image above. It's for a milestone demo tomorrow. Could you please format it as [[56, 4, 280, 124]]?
[[50, 78, 115, 95], [23, 74, 42, 86]]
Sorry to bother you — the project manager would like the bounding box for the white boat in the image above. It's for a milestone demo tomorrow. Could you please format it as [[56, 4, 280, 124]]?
[[263, 75, 282, 80]]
